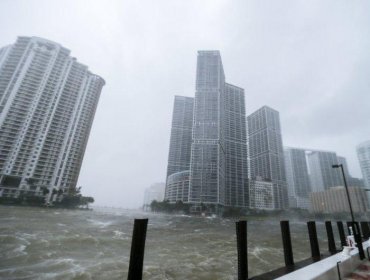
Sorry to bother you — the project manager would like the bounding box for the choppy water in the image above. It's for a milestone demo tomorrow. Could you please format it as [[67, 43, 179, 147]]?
[[0, 206, 337, 279]]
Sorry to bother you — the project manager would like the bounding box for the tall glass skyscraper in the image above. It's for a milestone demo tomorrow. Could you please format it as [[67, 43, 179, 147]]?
[[306, 150, 341, 192], [284, 147, 311, 209], [189, 51, 226, 207], [223, 83, 248, 208], [0, 37, 105, 199], [248, 106, 287, 209], [189, 51, 248, 210], [165, 51, 248, 210], [165, 96, 194, 203], [357, 140, 370, 189], [166, 96, 194, 178]]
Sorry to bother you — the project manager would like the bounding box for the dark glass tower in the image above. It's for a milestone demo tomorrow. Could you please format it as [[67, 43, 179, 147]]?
[[284, 147, 311, 209], [248, 106, 288, 209]]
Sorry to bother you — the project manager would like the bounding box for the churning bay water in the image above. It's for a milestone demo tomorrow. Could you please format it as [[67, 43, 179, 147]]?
[[0, 206, 336, 280]]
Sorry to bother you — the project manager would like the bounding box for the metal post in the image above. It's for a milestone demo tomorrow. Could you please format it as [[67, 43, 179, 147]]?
[[307, 221, 320, 261], [361, 222, 370, 239], [236, 220, 248, 280], [280, 220, 294, 266], [128, 219, 148, 280], [353, 222, 365, 260], [337, 221, 346, 247], [333, 164, 366, 260], [325, 221, 337, 255], [337, 221, 347, 247], [338, 165, 356, 223]]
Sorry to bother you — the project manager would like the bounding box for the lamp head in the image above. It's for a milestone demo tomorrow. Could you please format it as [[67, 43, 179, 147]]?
[[332, 164, 341, 168]]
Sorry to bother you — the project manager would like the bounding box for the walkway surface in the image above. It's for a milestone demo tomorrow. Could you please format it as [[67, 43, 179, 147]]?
[[345, 261, 370, 280]]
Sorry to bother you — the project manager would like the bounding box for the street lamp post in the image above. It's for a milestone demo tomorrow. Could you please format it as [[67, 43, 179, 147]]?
[[332, 164, 365, 259]]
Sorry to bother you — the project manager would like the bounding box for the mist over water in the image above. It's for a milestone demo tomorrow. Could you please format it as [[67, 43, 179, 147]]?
[[0, 206, 336, 279]]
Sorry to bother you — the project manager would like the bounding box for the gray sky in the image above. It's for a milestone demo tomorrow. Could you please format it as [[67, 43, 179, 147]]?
[[1, 0, 369, 208]]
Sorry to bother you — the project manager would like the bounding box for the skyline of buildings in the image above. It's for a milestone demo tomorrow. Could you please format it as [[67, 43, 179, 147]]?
[[0, 36, 104, 200], [165, 51, 248, 212], [163, 50, 369, 213], [0, 37, 367, 211]]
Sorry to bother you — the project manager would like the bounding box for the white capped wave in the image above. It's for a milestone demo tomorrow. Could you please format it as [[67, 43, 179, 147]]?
[[87, 219, 113, 228]]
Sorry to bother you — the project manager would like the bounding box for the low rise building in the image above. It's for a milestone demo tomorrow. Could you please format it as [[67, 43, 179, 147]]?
[[249, 179, 275, 210], [143, 183, 165, 211], [165, 170, 190, 203], [309, 186, 369, 214]]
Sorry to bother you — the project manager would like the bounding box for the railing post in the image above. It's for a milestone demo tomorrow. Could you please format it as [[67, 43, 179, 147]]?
[[280, 220, 294, 266], [236, 220, 248, 280], [353, 221, 365, 260], [361, 222, 370, 239], [337, 221, 346, 247], [307, 221, 321, 261], [325, 221, 337, 255], [128, 219, 148, 280]]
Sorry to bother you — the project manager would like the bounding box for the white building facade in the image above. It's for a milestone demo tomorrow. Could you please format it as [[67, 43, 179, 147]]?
[[0, 37, 105, 198], [357, 140, 370, 189], [249, 179, 275, 210]]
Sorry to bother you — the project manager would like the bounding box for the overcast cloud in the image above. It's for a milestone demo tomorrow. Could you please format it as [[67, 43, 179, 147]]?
[[0, 0, 369, 208]]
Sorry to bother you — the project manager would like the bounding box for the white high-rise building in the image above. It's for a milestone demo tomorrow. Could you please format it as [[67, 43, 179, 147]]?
[[0, 36, 105, 199], [189, 51, 248, 211], [357, 140, 370, 188], [357, 140, 370, 203]]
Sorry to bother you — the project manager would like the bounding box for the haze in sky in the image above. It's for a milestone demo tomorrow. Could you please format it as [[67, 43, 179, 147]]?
[[0, 0, 369, 208]]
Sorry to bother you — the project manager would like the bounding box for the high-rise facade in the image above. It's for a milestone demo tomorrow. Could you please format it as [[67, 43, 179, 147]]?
[[337, 156, 351, 180], [249, 179, 274, 210], [165, 51, 248, 211], [223, 83, 248, 207], [306, 150, 341, 192], [284, 147, 311, 209], [336, 155, 363, 187], [0, 37, 105, 199], [165, 96, 194, 178], [357, 140, 370, 189], [165, 96, 194, 202], [189, 51, 248, 210], [189, 51, 226, 207], [247, 106, 287, 209]]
